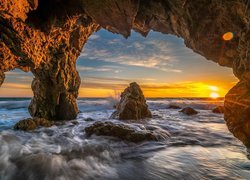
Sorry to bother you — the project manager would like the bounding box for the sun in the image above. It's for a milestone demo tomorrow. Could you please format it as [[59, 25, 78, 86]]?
[[210, 92, 219, 99]]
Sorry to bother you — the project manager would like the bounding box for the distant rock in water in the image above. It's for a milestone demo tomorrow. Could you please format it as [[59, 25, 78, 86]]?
[[14, 118, 54, 131], [84, 118, 95, 122], [179, 107, 199, 115], [212, 106, 224, 114], [110, 82, 152, 120], [167, 104, 181, 109], [85, 121, 170, 143]]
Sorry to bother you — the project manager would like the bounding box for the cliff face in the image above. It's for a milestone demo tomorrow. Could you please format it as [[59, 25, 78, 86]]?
[[0, 0, 250, 146]]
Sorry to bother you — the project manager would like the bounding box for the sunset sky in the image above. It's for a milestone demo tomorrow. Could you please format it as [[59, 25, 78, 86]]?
[[0, 30, 238, 98]]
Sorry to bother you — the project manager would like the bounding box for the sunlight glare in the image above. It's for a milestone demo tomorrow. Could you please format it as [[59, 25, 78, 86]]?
[[209, 86, 219, 91], [222, 32, 234, 41], [210, 92, 219, 99]]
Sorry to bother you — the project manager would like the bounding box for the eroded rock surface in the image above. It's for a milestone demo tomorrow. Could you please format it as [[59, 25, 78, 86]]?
[[0, 0, 250, 148], [110, 82, 152, 120], [14, 118, 54, 131], [179, 107, 198, 115], [85, 121, 170, 143], [225, 80, 250, 148]]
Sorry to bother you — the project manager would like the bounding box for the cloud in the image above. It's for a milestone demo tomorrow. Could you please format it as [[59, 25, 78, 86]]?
[[77, 65, 124, 73], [78, 66, 111, 72], [88, 34, 100, 40], [80, 31, 184, 73], [1, 83, 30, 89]]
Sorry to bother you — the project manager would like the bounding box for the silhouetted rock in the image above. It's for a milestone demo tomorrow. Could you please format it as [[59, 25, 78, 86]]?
[[179, 107, 198, 115], [85, 121, 170, 143], [212, 106, 224, 114], [110, 82, 152, 120], [14, 118, 54, 131], [167, 104, 181, 109], [84, 118, 95, 122]]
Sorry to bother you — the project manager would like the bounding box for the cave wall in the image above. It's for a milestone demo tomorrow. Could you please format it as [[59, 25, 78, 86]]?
[[0, 0, 250, 147]]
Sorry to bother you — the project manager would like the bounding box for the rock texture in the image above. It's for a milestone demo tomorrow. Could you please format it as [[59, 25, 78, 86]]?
[[85, 121, 170, 142], [0, 0, 250, 147], [14, 118, 54, 131], [110, 82, 152, 120], [179, 107, 199, 115]]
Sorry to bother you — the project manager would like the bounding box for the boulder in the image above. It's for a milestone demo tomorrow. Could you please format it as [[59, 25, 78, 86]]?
[[85, 121, 170, 143], [14, 118, 54, 131], [84, 118, 95, 122], [167, 104, 181, 109], [110, 82, 152, 120], [212, 106, 224, 114], [179, 107, 198, 115]]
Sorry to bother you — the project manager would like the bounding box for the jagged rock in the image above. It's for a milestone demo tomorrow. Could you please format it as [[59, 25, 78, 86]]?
[[85, 121, 170, 143], [0, 0, 250, 148], [179, 107, 198, 115], [14, 118, 54, 131], [212, 106, 224, 114], [167, 104, 181, 109], [110, 82, 152, 120]]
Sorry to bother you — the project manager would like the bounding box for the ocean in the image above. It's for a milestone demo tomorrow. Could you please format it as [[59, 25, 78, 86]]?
[[0, 98, 250, 179]]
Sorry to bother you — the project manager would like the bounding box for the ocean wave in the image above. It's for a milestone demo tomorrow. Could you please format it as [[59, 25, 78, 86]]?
[[0, 101, 30, 110], [148, 99, 224, 110]]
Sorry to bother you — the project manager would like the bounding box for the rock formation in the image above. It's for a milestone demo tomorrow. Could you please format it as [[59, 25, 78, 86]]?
[[179, 107, 198, 115], [110, 82, 152, 120], [212, 106, 224, 114], [167, 104, 181, 109], [14, 118, 54, 131], [0, 0, 250, 148], [85, 121, 170, 143]]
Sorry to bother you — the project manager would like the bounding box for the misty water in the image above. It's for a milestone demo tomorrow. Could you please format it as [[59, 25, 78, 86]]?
[[0, 98, 250, 179]]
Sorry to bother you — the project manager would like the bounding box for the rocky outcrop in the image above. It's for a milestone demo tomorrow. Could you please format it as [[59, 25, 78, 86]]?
[[14, 118, 54, 131], [179, 107, 198, 115], [0, 0, 250, 148], [212, 106, 224, 114], [167, 104, 181, 109], [110, 82, 152, 120], [85, 121, 170, 143]]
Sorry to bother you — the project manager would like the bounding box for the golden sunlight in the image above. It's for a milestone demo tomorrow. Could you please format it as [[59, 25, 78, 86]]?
[[209, 86, 218, 91], [210, 92, 219, 99]]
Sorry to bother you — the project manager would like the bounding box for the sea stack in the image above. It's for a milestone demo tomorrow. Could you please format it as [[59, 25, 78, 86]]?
[[110, 82, 152, 120]]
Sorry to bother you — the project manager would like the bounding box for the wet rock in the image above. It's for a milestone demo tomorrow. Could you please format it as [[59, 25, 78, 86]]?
[[71, 120, 79, 125], [167, 104, 181, 109], [212, 106, 224, 114], [110, 82, 152, 120], [85, 121, 170, 143], [179, 107, 198, 115], [14, 118, 54, 131], [84, 118, 95, 122]]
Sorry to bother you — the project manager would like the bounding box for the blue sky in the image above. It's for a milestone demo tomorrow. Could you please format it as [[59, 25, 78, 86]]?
[[0, 29, 237, 97]]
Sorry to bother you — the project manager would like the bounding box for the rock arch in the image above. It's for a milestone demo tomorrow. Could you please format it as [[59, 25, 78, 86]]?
[[0, 0, 249, 147]]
